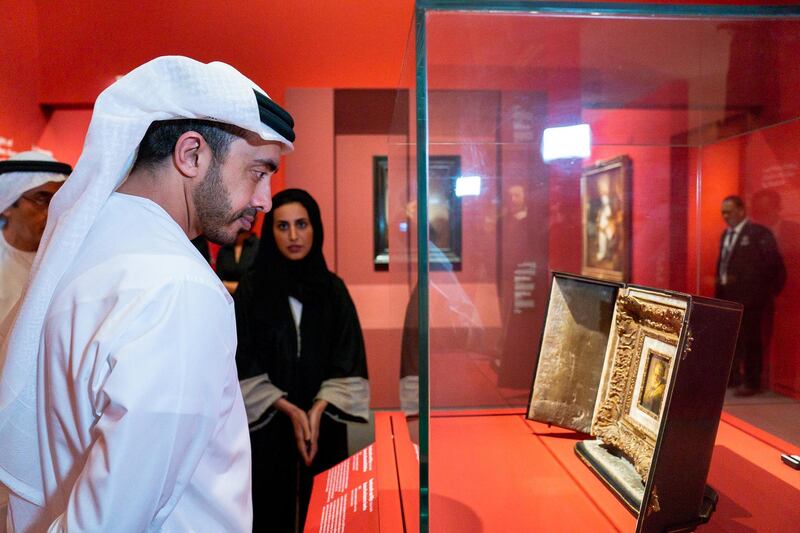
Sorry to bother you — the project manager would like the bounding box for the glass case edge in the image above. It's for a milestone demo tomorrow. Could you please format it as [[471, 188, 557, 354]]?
[[416, 0, 800, 18], [415, 6, 431, 533]]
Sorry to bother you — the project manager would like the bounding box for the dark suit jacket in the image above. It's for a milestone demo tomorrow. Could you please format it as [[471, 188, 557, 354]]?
[[715, 221, 786, 308]]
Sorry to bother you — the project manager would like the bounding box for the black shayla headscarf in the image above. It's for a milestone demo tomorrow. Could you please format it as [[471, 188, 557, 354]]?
[[254, 188, 329, 302]]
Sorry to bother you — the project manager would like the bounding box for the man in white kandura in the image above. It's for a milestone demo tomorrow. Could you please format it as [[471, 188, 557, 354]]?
[[0, 151, 70, 321], [0, 151, 70, 531], [0, 56, 295, 532]]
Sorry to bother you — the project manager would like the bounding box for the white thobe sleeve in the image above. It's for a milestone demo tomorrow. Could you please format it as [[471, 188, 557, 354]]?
[[50, 280, 238, 532]]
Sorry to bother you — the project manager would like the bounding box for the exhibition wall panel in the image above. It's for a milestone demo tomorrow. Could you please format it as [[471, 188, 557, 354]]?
[[34, 109, 91, 167], [738, 120, 800, 397], [693, 138, 744, 297], [33, 1, 416, 106], [0, 0, 47, 158], [285, 88, 337, 268]]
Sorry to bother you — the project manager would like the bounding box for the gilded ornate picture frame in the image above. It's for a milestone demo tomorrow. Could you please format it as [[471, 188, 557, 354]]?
[[592, 290, 685, 481], [581, 156, 632, 282]]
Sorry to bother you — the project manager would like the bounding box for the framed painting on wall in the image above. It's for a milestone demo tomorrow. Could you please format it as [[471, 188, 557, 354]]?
[[373, 155, 462, 270], [581, 155, 632, 282], [373, 156, 391, 269]]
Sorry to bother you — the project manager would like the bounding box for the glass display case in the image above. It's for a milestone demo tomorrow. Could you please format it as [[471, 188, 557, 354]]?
[[389, 2, 800, 532]]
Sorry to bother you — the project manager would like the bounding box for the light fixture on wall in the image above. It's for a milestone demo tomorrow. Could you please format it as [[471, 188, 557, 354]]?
[[541, 124, 591, 162], [455, 175, 481, 197]]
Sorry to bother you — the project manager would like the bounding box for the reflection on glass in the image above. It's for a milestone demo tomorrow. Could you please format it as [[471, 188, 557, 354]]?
[[413, 6, 800, 533], [418, 11, 800, 414]]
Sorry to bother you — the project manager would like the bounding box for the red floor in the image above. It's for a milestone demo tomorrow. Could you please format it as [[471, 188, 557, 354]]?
[[428, 410, 800, 532]]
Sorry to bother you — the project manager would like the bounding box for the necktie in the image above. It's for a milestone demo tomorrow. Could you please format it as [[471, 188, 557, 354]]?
[[722, 229, 734, 260], [720, 229, 735, 284]]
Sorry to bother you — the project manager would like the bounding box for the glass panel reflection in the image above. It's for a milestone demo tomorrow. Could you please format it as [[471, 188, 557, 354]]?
[[422, 10, 800, 411]]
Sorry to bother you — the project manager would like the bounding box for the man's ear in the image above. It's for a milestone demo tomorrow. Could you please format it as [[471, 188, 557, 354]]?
[[173, 131, 209, 178]]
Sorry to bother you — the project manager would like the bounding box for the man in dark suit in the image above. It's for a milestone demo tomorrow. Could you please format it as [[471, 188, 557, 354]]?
[[715, 195, 786, 396]]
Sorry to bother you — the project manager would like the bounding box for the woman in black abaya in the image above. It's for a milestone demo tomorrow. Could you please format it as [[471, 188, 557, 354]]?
[[234, 188, 369, 533]]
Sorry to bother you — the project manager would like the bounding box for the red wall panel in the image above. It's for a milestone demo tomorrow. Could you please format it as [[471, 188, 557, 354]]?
[[0, 0, 47, 158], [741, 122, 800, 398], [32, 1, 416, 106], [285, 88, 336, 267], [35, 109, 92, 166], [696, 138, 743, 297]]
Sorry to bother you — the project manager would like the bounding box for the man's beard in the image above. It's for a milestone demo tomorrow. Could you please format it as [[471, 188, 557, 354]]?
[[193, 158, 254, 246]]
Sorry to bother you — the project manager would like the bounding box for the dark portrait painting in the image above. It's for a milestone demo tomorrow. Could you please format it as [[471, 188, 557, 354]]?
[[581, 156, 631, 282], [639, 350, 669, 418]]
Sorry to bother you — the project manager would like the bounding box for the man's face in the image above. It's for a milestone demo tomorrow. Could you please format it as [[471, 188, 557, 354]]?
[[2, 180, 62, 252], [509, 185, 525, 211], [194, 137, 281, 246], [721, 199, 746, 228]]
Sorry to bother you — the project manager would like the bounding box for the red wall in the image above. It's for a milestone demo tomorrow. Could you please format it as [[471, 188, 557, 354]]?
[[588, 107, 686, 289], [33, 1, 416, 107], [285, 89, 336, 267], [548, 108, 692, 290], [687, 122, 800, 399], [0, 0, 47, 158], [693, 138, 743, 296], [35, 109, 93, 166], [740, 122, 800, 398]]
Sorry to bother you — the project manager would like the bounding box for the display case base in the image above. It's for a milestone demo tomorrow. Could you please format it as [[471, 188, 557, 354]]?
[[576, 439, 718, 531], [575, 439, 644, 513]]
